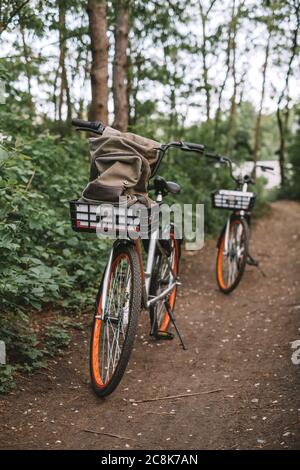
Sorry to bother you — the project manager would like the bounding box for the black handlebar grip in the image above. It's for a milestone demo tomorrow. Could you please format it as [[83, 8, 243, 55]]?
[[72, 118, 94, 129], [261, 165, 274, 171], [181, 141, 205, 152], [71, 118, 104, 133]]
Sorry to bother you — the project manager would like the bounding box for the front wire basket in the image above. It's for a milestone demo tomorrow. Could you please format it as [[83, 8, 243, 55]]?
[[211, 189, 256, 211], [69, 200, 155, 237]]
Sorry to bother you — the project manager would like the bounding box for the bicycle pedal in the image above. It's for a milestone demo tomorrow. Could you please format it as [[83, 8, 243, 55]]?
[[153, 331, 174, 341]]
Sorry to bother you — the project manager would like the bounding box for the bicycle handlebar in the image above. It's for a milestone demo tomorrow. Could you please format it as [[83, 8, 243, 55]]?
[[71, 119, 206, 177], [71, 118, 275, 184], [255, 163, 274, 173], [204, 151, 275, 184], [71, 119, 206, 155], [151, 140, 205, 177], [205, 151, 239, 182], [159, 141, 205, 153]]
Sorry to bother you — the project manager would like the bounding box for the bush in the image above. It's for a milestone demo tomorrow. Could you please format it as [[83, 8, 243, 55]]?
[[0, 133, 109, 391], [279, 110, 300, 201], [0, 101, 271, 391]]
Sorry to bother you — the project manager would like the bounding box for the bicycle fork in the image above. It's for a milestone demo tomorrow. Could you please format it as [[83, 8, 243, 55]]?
[[223, 182, 248, 256], [224, 216, 231, 255]]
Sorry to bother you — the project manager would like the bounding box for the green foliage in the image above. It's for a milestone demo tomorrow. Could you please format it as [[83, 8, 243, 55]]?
[[0, 0, 285, 394], [0, 108, 109, 391], [279, 110, 300, 200], [44, 318, 73, 357], [0, 314, 82, 392], [0, 136, 108, 310], [0, 313, 43, 370], [0, 365, 16, 394]]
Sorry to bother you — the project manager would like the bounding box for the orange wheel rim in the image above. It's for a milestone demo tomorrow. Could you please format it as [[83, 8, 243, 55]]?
[[91, 318, 103, 387], [217, 220, 242, 290], [217, 236, 227, 290], [159, 237, 179, 332]]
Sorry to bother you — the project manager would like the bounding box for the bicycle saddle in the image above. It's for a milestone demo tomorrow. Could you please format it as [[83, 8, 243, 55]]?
[[149, 176, 181, 195]]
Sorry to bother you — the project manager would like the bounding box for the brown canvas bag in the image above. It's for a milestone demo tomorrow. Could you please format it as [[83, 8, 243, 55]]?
[[81, 127, 160, 207]]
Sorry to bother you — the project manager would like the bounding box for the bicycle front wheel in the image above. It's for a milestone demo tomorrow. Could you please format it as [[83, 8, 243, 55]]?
[[216, 218, 249, 294], [90, 244, 141, 397]]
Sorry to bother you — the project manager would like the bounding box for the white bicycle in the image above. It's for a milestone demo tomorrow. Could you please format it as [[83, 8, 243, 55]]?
[[69, 122, 205, 397]]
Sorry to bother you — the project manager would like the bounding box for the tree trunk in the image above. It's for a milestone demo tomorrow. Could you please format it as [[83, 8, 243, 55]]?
[[214, 17, 232, 139], [276, 106, 289, 186], [20, 26, 34, 111], [225, 0, 239, 153], [226, 46, 237, 152], [276, 0, 300, 186], [57, 0, 72, 123], [112, 0, 131, 131], [252, 32, 271, 177], [87, 0, 109, 124], [127, 40, 133, 127], [198, 0, 217, 122], [129, 53, 143, 127], [0, 0, 30, 36]]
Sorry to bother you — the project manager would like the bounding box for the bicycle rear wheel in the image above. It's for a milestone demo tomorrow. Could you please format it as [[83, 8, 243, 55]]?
[[90, 244, 141, 397], [216, 218, 249, 294], [150, 233, 180, 335]]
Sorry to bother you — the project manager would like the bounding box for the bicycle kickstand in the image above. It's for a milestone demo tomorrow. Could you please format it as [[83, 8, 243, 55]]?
[[164, 300, 187, 351], [247, 254, 266, 278]]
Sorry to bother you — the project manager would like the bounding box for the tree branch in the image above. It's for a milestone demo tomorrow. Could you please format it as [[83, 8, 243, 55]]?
[[0, 0, 31, 35]]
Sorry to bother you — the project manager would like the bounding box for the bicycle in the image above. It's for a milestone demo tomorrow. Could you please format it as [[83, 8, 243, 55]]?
[[69, 118, 205, 397], [206, 152, 273, 294]]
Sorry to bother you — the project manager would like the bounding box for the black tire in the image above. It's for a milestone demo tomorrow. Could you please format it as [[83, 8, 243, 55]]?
[[216, 217, 249, 294], [90, 243, 141, 397], [149, 234, 181, 335]]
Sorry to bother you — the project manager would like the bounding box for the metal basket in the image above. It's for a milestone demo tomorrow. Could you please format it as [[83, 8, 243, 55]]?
[[211, 189, 256, 211], [69, 200, 154, 237]]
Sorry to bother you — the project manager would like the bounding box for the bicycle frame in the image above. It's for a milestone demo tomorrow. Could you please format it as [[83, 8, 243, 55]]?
[[98, 140, 205, 317], [223, 181, 249, 255], [97, 140, 205, 318], [211, 153, 273, 293], [100, 199, 180, 318]]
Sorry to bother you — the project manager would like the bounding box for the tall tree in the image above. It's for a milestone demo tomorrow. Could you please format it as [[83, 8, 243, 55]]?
[[87, 0, 109, 124], [225, 0, 246, 153], [252, 32, 271, 171], [276, 0, 300, 186], [0, 0, 30, 35], [251, 1, 277, 175], [57, 0, 72, 123], [198, 0, 217, 122], [214, 6, 234, 140], [126, 0, 194, 134], [112, 0, 131, 131]]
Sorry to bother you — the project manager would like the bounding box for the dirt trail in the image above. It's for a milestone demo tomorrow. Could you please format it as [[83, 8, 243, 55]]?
[[1, 200, 300, 450]]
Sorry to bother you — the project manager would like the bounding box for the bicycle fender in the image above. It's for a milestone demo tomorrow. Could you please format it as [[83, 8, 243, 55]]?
[[217, 224, 226, 248], [216, 214, 240, 248]]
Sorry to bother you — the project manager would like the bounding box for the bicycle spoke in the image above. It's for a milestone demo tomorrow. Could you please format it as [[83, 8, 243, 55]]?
[[152, 240, 178, 330], [221, 221, 247, 288], [98, 255, 132, 385]]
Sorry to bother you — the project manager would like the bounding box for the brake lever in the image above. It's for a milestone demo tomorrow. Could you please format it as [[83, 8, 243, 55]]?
[[261, 167, 275, 174]]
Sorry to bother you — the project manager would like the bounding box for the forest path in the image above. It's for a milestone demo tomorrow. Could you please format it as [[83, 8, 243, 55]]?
[[1, 200, 300, 450]]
